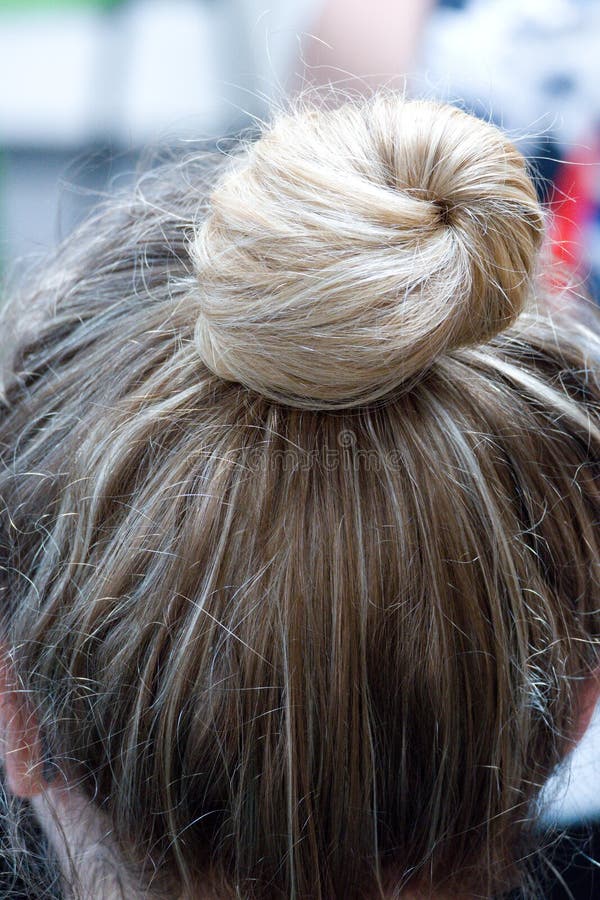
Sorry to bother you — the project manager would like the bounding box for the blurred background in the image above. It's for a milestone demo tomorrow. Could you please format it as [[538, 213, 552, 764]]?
[[1, 1, 599, 895], [2, 0, 600, 291]]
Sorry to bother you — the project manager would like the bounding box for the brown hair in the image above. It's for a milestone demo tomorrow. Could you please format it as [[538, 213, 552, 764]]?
[[0, 95, 599, 898]]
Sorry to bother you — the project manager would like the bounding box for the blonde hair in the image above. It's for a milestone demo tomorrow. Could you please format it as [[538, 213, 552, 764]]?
[[192, 97, 543, 407], [0, 94, 599, 899]]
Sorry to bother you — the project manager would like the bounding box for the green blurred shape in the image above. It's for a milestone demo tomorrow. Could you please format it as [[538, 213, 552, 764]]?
[[0, 0, 119, 10]]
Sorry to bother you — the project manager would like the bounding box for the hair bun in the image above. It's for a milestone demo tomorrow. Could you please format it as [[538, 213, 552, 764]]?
[[191, 96, 544, 409]]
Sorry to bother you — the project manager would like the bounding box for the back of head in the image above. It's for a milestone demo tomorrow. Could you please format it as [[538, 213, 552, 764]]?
[[0, 94, 599, 899]]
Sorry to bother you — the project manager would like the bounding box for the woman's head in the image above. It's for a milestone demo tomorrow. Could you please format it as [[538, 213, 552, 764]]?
[[0, 94, 599, 899]]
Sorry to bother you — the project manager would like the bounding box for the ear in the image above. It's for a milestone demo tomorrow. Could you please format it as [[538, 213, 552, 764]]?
[[0, 651, 45, 798], [570, 667, 600, 750]]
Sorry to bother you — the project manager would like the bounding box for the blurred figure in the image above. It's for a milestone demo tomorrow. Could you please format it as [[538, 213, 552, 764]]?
[[421, 0, 600, 295], [301, 0, 433, 89]]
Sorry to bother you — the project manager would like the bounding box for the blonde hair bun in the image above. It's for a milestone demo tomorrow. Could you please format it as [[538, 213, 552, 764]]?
[[192, 95, 544, 409]]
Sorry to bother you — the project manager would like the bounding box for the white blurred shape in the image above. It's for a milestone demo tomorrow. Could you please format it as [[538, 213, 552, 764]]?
[[541, 702, 600, 825], [0, 0, 322, 148], [0, 10, 100, 146], [422, 0, 600, 149], [117, 0, 227, 143]]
